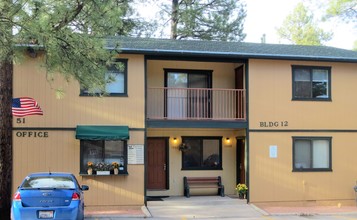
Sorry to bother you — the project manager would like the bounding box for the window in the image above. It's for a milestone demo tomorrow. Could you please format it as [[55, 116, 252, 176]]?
[[292, 66, 331, 100], [293, 137, 332, 171], [165, 69, 212, 118], [80, 59, 127, 96], [181, 137, 222, 170], [80, 140, 127, 174]]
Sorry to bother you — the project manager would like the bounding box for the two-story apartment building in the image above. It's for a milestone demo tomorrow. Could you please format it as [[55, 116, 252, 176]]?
[[13, 37, 357, 208]]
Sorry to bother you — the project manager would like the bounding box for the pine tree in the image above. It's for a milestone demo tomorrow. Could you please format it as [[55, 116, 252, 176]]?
[[277, 3, 333, 46], [325, 0, 357, 23], [0, 1, 134, 218], [162, 0, 247, 41]]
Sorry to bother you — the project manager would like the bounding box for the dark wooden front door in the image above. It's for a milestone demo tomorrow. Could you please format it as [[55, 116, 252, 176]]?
[[236, 138, 246, 184], [147, 138, 167, 190]]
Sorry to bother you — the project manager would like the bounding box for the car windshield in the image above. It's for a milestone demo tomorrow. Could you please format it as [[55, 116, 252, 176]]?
[[21, 176, 76, 189]]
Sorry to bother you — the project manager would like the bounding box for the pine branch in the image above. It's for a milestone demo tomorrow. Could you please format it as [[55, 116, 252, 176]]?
[[52, 0, 84, 31]]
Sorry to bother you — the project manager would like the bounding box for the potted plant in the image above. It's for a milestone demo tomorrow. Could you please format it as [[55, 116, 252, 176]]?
[[179, 143, 191, 152], [95, 162, 111, 175], [119, 163, 124, 171], [236, 183, 248, 199], [112, 162, 119, 175], [87, 161, 94, 175]]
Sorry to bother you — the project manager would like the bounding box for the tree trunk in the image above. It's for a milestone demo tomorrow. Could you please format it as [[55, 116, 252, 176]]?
[[170, 0, 179, 39], [0, 59, 13, 220]]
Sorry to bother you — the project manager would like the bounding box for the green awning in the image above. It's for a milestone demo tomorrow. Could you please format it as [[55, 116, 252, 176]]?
[[75, 125, 129, 140]]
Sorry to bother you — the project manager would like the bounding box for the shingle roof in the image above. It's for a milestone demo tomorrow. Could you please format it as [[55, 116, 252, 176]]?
[[106, 37, 357, 63]]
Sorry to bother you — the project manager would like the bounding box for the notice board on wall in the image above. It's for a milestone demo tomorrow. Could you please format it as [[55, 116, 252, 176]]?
[[269, 145, 278, 158], [128, 144, 144, 164]]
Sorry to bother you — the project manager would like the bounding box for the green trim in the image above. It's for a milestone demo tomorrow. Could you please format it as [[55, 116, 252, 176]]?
[[13, 127, 75, 131], [245, 60, 250, 203], [75, 125, 129, 140], [130, 128, 145, 131], [144, 55, 148, 206], [146, 55, 248, 63], [13, 127, 144, 131], [124, 49, 357, 63], [108, 37, 357, 63]]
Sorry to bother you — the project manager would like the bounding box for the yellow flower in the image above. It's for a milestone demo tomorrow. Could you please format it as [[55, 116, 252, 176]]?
[[87, 161, 93, 168], [236, 183, 248, 194], [112, 162, 119, 168]]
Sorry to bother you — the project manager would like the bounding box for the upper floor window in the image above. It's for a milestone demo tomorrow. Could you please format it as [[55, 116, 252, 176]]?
[[293, 137, 332, 172], [292, 66, 331, 101], [80, 59, 127, 96], [164, 69, 212, 119], [181, 136, 222, 170]]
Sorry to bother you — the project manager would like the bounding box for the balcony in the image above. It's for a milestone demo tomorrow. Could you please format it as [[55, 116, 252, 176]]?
[[147, 87, 246, 121]]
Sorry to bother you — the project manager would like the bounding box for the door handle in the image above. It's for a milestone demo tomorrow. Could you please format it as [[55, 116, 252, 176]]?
[[163, 164, 166, 171]]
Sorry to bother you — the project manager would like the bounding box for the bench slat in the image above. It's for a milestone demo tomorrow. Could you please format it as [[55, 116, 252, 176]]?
[[184, 176, 225, 198], [187, 181, 220, 183], [189, 186, 220, 188]]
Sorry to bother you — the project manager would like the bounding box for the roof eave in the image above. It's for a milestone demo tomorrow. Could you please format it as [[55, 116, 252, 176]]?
[[112, 47, 357, 63]]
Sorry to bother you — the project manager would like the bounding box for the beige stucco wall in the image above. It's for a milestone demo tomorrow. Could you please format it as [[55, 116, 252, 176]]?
[[13, 54, 145, 128], [13, 130, 145, 206], [250, 132, 357, 204], [249, 59, 357, 130], [147, 128, 246, 197], [12, 54, 146, 206], [15, 52, 357, 206], [248, 59, 357, 205]]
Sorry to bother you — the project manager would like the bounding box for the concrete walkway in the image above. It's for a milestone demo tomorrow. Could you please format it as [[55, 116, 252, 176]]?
[[147, 196, 261, 219], [85, 196, 259, 219], [85, 195, 357, 219]]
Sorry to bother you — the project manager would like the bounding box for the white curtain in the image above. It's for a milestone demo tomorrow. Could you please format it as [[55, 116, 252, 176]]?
[[312, 140, 329, 168], [295, 140, 311, 168]]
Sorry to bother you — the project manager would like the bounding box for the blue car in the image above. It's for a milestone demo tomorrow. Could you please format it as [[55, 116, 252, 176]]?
[[11, 172, 89, 220]]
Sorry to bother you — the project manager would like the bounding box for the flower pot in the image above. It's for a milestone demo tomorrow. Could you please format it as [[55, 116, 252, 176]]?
[[114, 168, 119, 175], [96, 171, 110, 175], [238, 193, 245, 199], [87, 168, 93, 175]]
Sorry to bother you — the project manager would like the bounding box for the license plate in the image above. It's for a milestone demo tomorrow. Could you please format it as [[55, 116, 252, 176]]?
[[39, 210, 54, 219]]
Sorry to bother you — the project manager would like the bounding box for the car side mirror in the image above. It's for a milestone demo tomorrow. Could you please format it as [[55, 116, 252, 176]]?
[[81, 185, 89, 191]]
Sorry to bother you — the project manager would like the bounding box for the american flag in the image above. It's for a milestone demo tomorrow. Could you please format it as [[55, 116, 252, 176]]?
[[12, 97, 43, 117]]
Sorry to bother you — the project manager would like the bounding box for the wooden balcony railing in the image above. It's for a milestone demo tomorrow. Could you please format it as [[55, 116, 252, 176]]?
[[147, 87, 246, 120]]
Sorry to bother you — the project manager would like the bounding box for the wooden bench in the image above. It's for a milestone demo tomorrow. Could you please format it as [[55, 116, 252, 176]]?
[[183, 176, 225, 198]]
